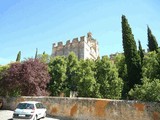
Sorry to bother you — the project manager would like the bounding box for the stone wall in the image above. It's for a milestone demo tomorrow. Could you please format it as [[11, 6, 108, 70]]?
[[0, 96, 159, 120]]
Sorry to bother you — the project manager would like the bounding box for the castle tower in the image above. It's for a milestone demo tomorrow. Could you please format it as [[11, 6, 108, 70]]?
[[52, 32, 99, 60]]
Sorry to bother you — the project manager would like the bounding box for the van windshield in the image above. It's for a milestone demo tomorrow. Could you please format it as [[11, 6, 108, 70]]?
[[16, 103, 34, 109]]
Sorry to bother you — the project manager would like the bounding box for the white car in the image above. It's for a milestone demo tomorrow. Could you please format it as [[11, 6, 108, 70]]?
[[13, 101, 46, 120]]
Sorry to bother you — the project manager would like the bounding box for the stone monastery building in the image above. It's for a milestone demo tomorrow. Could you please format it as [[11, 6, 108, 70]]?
[[52, 32, 99, 60]]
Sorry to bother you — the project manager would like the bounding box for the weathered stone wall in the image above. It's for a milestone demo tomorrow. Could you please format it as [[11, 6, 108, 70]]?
[[0, 96, 159, 120]]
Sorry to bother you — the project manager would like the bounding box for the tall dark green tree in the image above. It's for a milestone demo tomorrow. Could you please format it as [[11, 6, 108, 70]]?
[[147, 26, 158, 52], [121, 15, 142, 96], [138, 40, 144, 64], [35, 48, 38, 59], [16, 51, 21, 62], [43, 51, 46, 55]]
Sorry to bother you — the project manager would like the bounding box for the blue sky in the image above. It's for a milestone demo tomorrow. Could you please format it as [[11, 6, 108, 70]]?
[[0, 0, 160, 65]]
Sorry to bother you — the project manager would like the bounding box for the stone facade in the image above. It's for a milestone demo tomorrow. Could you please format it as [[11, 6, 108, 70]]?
[[52, 32, 99, 60]]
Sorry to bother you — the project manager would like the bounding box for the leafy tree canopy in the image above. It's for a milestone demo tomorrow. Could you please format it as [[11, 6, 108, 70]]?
[[77, 59, 100, 97], [95, 56, 123, 99], [0, 59, 50, 96], [65, 52, 79, 96], [129, 78, 160, 102], [142, 51, 160, 80], [48, 56, 67, 96], [37, 53, 52, 64]]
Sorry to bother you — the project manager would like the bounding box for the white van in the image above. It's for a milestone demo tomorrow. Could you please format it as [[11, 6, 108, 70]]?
[[13, 101, 46, 120]]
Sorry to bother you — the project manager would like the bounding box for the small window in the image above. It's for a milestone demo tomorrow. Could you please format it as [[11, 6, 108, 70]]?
[[39, 103, 45, 108], [36, 103, 45, 109], [35, 103, 40, 109]]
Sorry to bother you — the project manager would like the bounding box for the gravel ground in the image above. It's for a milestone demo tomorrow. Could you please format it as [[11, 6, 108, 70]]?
[[0, 110, 59, 120]]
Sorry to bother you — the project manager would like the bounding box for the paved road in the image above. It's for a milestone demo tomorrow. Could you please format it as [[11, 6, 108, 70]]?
[[0, 110, 59, 120]]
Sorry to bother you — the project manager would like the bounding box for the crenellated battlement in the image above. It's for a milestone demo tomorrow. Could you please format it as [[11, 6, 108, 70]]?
[[53, 36, 89, 48], [58, 41, 63, 46], [72, 38, 79, 43], [66, 40, 71, 45], [80, 36, 86, 42], [52, 32, 99, 60]]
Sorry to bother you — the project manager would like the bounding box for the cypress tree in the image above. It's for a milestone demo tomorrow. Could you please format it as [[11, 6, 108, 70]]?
[[35, 48, 38, 59], [121, 15, 142, 96], [16, 51, 21, 62], [147, 26, 158, 52], [43, 51, 46, 55], [138, 40, 144, 64]]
